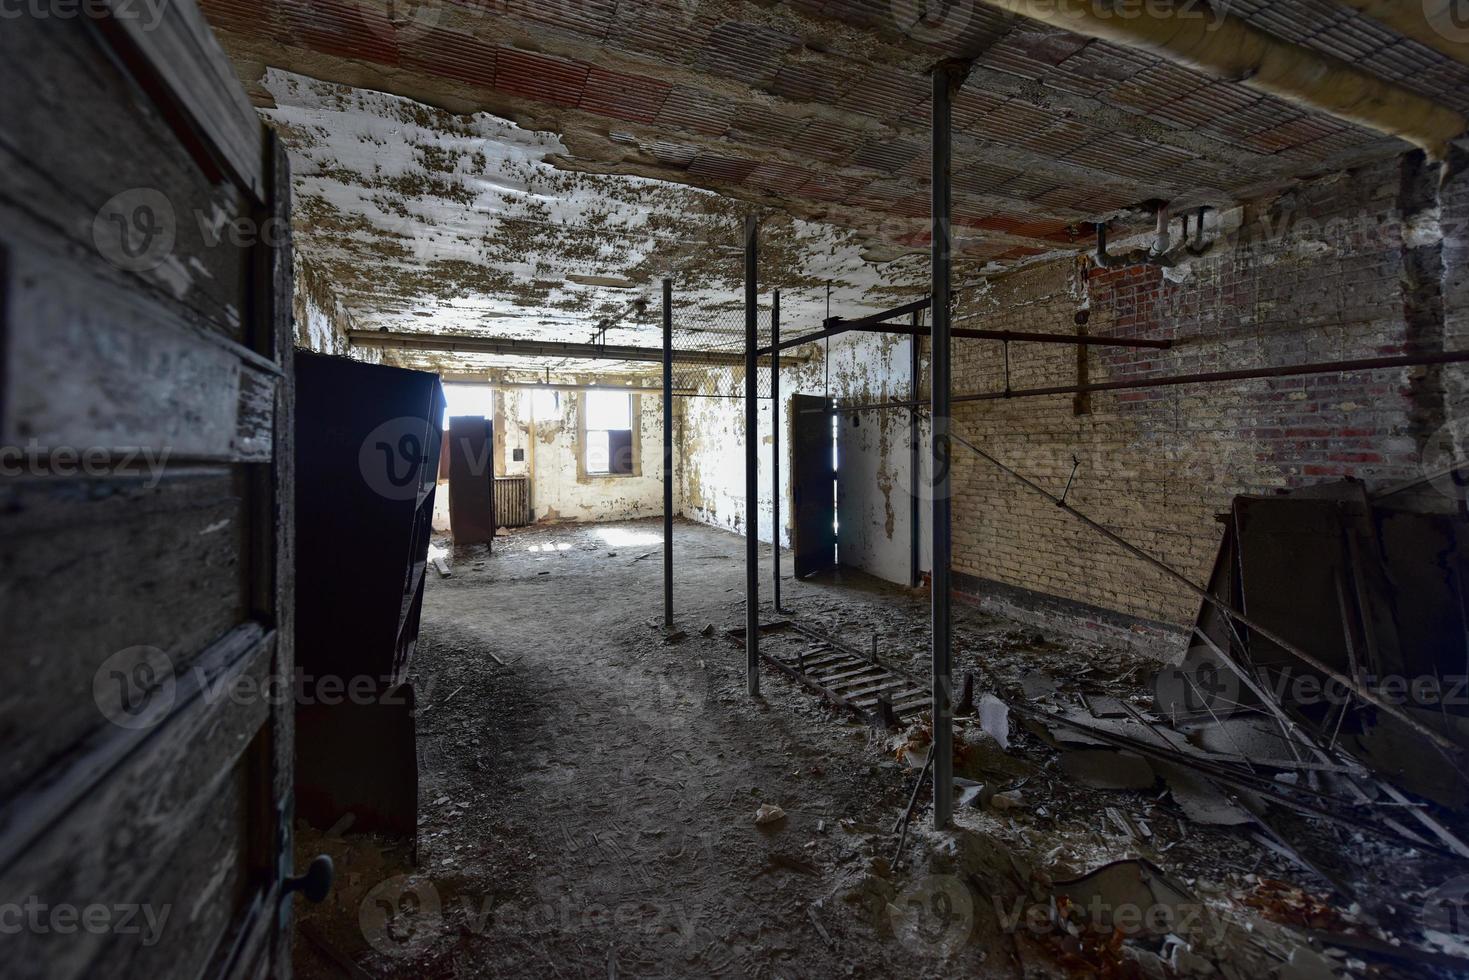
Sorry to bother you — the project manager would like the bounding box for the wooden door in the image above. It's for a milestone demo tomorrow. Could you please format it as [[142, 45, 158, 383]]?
[[791, 394, 837, 577], [0, 3, 298, 978]]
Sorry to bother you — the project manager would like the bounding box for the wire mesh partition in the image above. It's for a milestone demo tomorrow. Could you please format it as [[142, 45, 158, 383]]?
[[668, 299, 776, 399]]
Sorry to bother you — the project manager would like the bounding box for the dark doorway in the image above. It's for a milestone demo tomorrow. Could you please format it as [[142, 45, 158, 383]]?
[[791, 394, 838, 577]]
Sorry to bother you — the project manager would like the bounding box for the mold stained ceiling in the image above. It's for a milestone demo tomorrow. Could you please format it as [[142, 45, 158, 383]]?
[[263, 68, 926, 374], [197, 0, 1469, 374]]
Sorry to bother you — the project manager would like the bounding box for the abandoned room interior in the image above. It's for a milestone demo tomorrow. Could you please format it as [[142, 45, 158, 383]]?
[[14, 0, 1469, 978]]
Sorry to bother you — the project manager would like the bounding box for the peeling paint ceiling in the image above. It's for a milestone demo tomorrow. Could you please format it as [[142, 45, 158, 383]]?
[[196, 0, 1469, 371], [265, 69, 928, 372]]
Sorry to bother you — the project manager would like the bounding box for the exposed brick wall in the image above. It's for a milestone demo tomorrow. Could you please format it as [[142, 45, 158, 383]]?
[[946, 154, 1461, 627]]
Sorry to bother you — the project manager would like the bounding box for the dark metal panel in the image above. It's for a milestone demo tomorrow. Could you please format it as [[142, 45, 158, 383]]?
[[910, 320, 922, 587], [791, 393, 836, 578], [447, 416, 494, 546], [663, 279, 674, 630], [771, 289, 783, 612]]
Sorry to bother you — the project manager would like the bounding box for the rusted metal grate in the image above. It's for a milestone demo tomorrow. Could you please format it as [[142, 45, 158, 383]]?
[[729, 620, 930, 728]]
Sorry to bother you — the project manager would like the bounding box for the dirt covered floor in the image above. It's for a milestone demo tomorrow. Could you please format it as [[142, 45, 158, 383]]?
[[293, 519, 1466, 979]]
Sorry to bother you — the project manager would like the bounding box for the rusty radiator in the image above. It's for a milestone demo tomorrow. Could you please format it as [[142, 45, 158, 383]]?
[[493, 476, 532, 527]]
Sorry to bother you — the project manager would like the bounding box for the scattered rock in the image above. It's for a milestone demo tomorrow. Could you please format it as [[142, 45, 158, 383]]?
[[754, 803, 787, 826], [990, 790, 1025, 811]]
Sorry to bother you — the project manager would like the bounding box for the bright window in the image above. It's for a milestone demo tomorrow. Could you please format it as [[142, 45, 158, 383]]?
[[585, 391, 634, 475], [441, 384, 495, 429]]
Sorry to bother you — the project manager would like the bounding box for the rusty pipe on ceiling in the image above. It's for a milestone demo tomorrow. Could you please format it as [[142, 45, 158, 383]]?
[[978, 0, 1466, 157]]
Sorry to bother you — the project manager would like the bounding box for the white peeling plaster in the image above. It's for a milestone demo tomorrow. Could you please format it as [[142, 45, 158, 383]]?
[[261, 69, 924, 370]]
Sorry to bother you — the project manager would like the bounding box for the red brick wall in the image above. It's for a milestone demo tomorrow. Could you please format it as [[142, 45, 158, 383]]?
[[946, 153, 1459, 628]]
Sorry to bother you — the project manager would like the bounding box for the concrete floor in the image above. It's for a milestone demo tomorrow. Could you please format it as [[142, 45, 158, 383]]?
[[291, 518, 1338, 980]]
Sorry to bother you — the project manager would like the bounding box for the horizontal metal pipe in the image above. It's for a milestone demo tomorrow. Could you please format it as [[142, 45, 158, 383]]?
[[351, 330, 805, 366], [827, 298, 932, 330], [835, 349, 1469, 414], [845, 321, 1172, 350], [757, 319, 1169, 356], [438, 377, 693, 394], [757, 322, 851, 357]]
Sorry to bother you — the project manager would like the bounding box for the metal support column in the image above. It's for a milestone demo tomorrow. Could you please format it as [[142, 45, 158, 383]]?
[[910, 310, 922, 588], [744, 214, 760, 697], [771, 289, 782, 614], [663, 278, 674, 630], [931, 62, 960, 830]]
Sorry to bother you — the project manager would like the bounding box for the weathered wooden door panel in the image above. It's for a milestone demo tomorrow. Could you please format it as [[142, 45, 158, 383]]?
[[791, 394, 836, 577], [0, 17, 261, 340], [0, 3, 295, 979]]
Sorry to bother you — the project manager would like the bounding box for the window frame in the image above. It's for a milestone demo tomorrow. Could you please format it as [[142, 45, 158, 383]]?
[[578, 390, 641, 479]]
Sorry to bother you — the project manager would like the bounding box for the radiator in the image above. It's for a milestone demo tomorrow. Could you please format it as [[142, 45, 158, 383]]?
[[494, 476, 532, 527]]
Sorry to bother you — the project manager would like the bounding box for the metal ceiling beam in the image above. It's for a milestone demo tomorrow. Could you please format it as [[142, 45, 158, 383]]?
[[349, 330, 803, 366]]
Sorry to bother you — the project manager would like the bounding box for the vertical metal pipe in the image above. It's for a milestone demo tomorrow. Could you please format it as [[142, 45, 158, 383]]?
[[771, 288, 782, 614], [910, 311, 921, 588], [744, 214, 760, 697], [930, 62, 957, 830], [663, 278, 674, 630]]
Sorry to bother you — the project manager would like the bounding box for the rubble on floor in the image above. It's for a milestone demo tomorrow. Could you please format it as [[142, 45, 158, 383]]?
[[742, 479, 1469, 977]]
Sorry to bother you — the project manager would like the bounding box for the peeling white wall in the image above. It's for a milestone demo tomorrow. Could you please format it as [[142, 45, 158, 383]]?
[[678, 330, 928, 587], [504, 387, 673, 524], [834, 333, 922, 586]]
